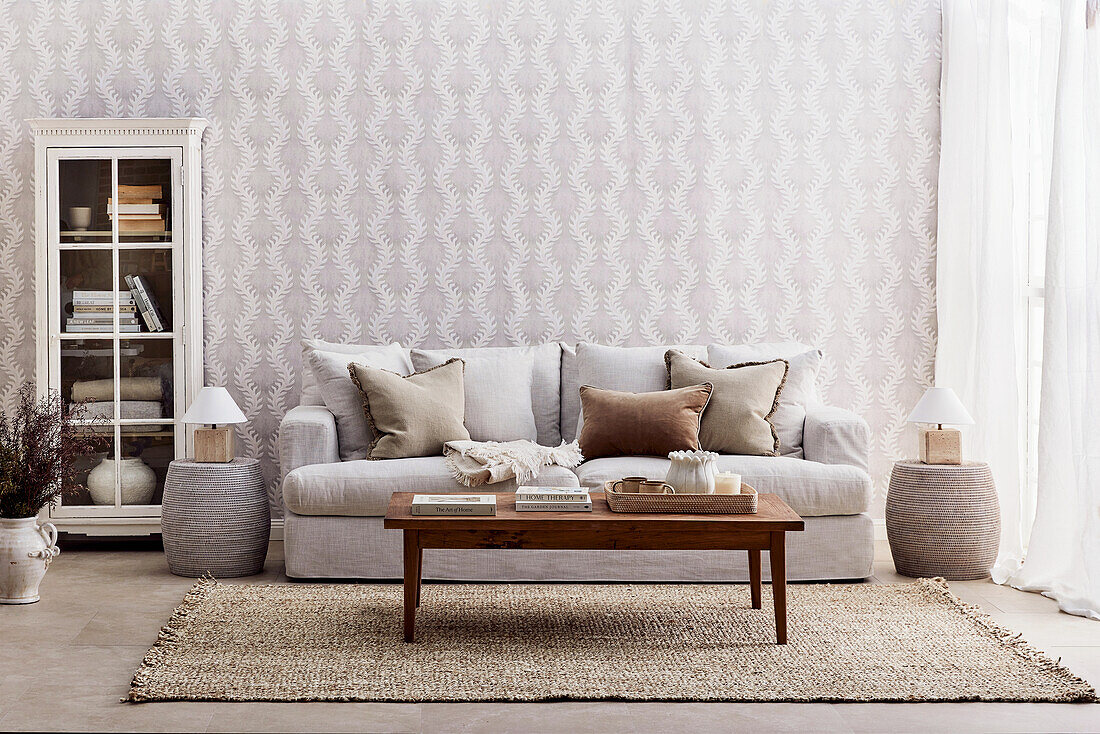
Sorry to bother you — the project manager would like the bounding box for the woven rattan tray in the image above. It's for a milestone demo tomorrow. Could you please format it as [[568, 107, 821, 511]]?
[[603, 480, 758, 514]]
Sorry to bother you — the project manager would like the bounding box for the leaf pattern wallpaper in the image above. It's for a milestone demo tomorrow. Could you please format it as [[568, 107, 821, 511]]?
[[0, 0, 940, 517]]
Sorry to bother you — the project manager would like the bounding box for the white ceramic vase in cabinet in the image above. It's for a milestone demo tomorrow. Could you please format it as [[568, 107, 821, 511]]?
[[87, 457, 157, 506], [666, 451, 719, 494], [0, 517, 60, 604]]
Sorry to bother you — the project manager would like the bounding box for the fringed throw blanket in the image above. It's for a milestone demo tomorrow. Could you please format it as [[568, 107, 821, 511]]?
[[443, 440, 583, 487]]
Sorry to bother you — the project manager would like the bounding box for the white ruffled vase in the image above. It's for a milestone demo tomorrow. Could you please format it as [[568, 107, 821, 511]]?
[[666, 450, 719, 494]]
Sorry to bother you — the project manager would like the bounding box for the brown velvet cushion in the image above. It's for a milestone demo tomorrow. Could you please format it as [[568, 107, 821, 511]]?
[[348, 358, 471, 459], [577, 384, 713, 460], [665, 350, 788, 456]]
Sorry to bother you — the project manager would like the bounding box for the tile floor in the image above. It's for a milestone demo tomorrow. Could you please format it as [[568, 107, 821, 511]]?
[[0, 538, 1096, 733]]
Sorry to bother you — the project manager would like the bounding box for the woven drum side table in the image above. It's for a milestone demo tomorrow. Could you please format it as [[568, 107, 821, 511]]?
[[886, 461, 1000, 580], [162, 458, 269, 577]]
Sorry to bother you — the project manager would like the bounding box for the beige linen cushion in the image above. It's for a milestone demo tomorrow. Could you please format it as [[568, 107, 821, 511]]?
[[348, 358, 470, 460], [708, 342, 822, 458], [665, 350, 788, 456], [303, 341, 413, 461]]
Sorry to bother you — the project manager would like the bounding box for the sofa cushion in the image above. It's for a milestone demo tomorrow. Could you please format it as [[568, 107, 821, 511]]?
[[349, 358, 470, 459], [578, 383, 712, 460], [283, 458, 581, 516], [560, 343, 581, 442], [300, 338, 381, 405], [304, 341, 413, 461], [573, 343, 707, 438], [574, 455, 872, 517], [708, 343, 822, 458], [411, 345, 559, 444], [666, 350, 786, 456]]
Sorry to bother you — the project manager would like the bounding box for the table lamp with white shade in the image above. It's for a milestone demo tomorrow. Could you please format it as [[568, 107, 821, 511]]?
[[907, 387, 974, 465], [181, 387, 246, 463]]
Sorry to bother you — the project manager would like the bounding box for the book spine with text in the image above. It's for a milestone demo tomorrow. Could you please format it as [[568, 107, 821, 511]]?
[[514, 501, 593, 512], [410, 504, 496, 516], [74, 304, 137, 313], [516, 493, 593, 502], [125, 274, 165, 331], [67, 317, 141, 326], [65, 324, 141, 333]]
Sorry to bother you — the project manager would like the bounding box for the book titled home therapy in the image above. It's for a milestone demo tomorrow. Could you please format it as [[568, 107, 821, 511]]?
[[410, 494, 497, 516]]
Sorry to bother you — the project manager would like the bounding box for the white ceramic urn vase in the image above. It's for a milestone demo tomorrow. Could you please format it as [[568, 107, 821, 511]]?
[[87, 457, 156, 505], [0, 517, 60, 604]]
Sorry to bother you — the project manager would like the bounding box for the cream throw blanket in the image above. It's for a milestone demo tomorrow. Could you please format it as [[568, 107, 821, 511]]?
[[443, 440, 583, 487]]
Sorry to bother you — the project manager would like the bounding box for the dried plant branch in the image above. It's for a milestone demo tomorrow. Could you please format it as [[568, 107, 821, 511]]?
[[0, 383, 108, 518]]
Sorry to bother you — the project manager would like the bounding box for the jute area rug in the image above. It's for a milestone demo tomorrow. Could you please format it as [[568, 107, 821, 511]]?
[[127, 578, 1096, 704]]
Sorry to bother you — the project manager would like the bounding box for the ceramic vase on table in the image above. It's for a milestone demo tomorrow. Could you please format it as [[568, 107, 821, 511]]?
[[0, 517, 60, 604], [666, 450, 719, 494], [87, 457, 157, 505]]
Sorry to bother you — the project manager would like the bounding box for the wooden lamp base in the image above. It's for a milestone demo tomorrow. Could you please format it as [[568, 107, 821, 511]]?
[[194, 426, 234, 463], [919, 427, 961, 465]]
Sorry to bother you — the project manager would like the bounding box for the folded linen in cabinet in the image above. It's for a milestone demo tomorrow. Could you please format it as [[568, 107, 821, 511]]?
[[82, 400, 163, 419], [72, 377, 163, 402], [82, 399, 165, 433]]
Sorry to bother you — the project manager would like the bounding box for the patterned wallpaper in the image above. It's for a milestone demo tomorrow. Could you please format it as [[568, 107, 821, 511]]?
[[0, 0, 940, 517]]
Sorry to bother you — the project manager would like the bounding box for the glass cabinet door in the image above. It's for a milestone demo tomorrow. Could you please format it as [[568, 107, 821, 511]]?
[[50, 150, 183, 516]]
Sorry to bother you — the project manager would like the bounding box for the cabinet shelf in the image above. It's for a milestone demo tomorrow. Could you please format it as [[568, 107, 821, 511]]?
[[60, 242, 176, 251], [59, 332, 175, 339]]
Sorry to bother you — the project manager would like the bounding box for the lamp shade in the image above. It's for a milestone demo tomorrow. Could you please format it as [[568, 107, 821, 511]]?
[[181, 387, 246, 425], [907, 387, 974, 426]]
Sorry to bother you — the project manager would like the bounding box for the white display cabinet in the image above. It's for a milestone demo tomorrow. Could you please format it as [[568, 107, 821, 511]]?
[[30, 119, 206, 535]]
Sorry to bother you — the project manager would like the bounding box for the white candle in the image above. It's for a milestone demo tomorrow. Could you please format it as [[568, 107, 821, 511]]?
[[714, 472, 741, 494]]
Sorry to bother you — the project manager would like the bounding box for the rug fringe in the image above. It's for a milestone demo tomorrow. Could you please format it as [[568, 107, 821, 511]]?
[[125, 576, 218, 703], [914, 577, 1097, 702]]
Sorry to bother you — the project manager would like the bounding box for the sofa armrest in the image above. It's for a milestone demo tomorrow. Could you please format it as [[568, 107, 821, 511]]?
[[278, 405, 340, 482], [803, 405, 870, 473]]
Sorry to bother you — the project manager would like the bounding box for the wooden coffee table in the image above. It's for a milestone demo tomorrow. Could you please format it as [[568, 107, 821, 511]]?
[[384, 491, 805, 644]]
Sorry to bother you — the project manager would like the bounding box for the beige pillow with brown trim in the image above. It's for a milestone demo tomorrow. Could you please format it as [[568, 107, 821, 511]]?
[[348, 358, 470, 460], [665, 350, 788, 456]]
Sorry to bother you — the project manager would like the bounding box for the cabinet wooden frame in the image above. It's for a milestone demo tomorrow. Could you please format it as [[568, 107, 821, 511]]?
[[30, 119, 207, 536]]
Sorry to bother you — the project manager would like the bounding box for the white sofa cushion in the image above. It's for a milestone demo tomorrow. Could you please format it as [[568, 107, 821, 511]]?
[[303, 340, 413, 461], [411, 344, 561, 445], [573, 343, 707, 439], [283, 457, 581, 516], [708, 343, 822, 458], [573, 455, 871, 517], [560, 343, 581, 443]]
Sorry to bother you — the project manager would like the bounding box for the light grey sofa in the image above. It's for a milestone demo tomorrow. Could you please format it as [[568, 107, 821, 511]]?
[[278, 342, 874, 581]]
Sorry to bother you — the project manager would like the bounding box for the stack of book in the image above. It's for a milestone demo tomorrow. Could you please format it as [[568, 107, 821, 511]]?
[[410, 494, 497, 516], [515, 486, 593, 512], [108, 184, 166, 233], [67, 290, 141, 333], [124, 274, 167, 332]]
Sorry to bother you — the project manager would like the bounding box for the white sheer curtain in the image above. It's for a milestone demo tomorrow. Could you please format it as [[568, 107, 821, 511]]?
[[936, 0, 1030, 580], [939, 0, 1100, 620], [1003, 0, 1100, 620]]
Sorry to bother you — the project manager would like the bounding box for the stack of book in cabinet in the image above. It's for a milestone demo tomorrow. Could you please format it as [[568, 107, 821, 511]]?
[[66, 276, 167, 334], [515, 486, 593, 512], [67, 290, 141, 333], [109, 184, 166, 234]]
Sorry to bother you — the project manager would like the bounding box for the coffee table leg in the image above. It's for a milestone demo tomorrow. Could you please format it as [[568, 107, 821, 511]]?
[[748, 549, 762, 609], [769, 531, 787, 644], [415, 547, 423, 608], [403, 530, 419, 642]]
